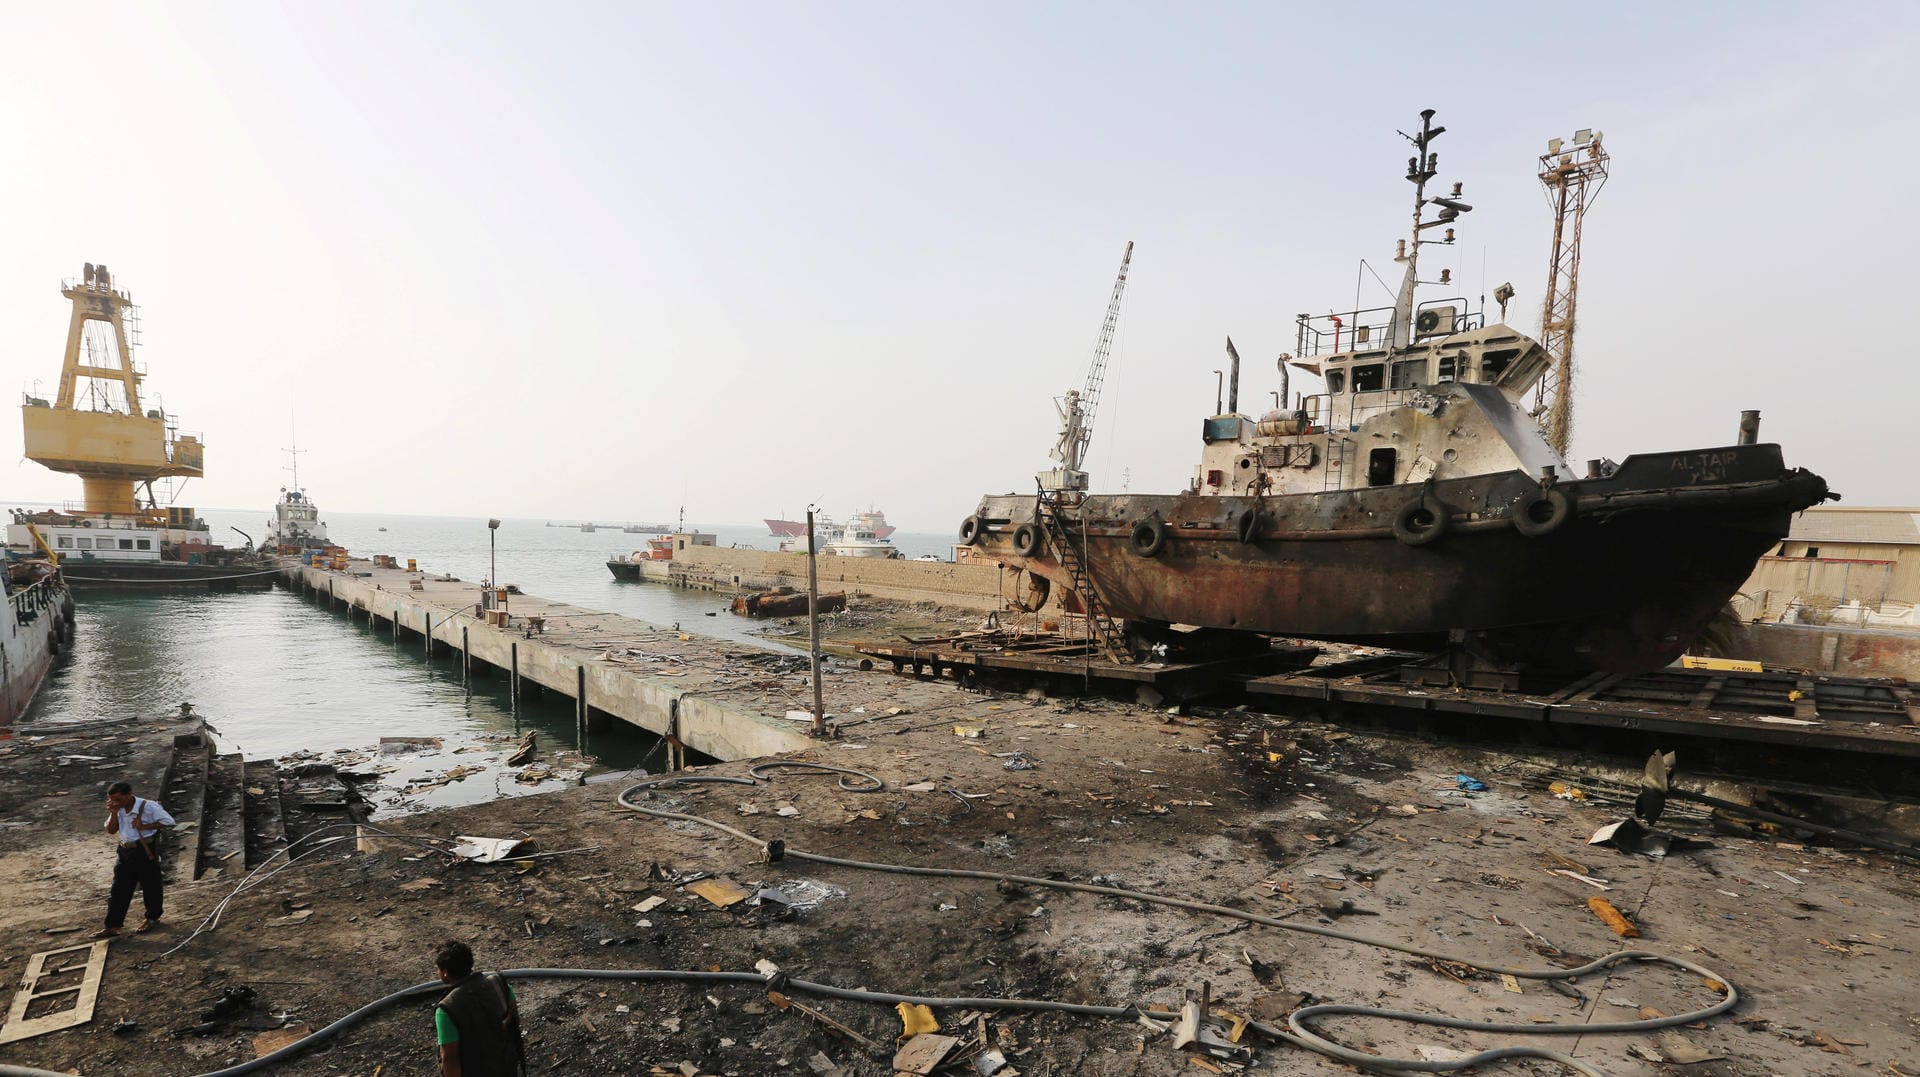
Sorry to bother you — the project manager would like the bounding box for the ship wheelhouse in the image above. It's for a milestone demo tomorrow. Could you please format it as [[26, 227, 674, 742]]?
[[1192, 300, 1557, 500]]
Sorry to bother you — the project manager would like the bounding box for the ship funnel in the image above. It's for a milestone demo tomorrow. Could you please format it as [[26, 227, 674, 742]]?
[[84, 263, 95, 285], [1225, 337, 1241, 416], [1738, 411, 1761, 445]]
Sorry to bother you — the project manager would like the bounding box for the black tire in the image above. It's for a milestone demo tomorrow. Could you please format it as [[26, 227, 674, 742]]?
[[1392, 499, 1452, 547], [958, 514, 986, 545], [1012, 522, 1044, 557], [1235, 509, 1266, 544], [1513, 488, 1573, 537], [1130, 517, 1168, 558]]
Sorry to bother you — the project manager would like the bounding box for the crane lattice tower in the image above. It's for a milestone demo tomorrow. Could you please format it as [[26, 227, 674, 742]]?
[[1534, 131, 1610, 458]]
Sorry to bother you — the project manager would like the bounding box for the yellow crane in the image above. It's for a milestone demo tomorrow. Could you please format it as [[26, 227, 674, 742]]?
[[20, 263, 203, 519]]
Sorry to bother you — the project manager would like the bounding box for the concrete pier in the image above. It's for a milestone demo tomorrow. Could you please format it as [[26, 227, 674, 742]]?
[[279, 558, 851, 761]]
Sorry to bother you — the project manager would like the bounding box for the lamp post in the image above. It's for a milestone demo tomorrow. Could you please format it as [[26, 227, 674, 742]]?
[[487, 518, 501, 615]]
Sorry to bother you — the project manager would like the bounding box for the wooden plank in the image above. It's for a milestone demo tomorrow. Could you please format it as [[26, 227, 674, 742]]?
[[0, 940, 109, 1044], [1562, 673, 1627, 705], [1689, 675, 1729, 711]]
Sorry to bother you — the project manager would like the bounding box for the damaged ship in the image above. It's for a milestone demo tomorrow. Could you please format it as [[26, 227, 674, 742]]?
[[960, 111, 1831, 675]]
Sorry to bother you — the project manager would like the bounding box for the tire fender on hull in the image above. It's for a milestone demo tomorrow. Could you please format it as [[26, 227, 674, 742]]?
[[1130, 516, 1168, 557], [1514, 488, 1573, 537], [1392, 498, 1452, 547]]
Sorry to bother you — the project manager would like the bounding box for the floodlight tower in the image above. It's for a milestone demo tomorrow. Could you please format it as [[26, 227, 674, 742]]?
[[1533, 129, 1610, 457]]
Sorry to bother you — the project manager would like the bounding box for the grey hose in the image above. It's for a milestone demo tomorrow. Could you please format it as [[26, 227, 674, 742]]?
[[617, 774, 1737, 1076]]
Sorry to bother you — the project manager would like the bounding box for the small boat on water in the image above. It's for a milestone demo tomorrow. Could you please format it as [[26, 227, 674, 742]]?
[[266, 488, 329, 551], [606, 517, 717, 580], [821, 523, 903, 559]]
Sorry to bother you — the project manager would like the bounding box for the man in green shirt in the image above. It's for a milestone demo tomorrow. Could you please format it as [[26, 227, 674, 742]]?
[[433, 941, 525, 1077]]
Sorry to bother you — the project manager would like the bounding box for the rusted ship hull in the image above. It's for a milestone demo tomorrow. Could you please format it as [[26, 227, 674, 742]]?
[[967, 444, 1828, 673], [3, 576, 74, 724]]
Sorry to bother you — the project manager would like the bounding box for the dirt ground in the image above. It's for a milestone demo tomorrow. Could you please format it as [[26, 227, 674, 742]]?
[[5, 641, 1920, 1076]]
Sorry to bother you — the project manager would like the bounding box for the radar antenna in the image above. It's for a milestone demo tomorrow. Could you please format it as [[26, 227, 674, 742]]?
[[1040, 240, 1133, 492]]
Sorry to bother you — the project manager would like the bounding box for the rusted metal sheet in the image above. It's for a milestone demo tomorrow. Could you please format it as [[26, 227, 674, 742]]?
[[730, 589, 846, 618]]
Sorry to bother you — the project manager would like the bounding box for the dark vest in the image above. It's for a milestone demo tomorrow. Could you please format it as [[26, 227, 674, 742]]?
[[437, 973, 521, 1077]]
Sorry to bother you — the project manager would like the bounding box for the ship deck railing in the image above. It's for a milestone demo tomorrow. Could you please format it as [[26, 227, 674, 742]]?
[[1293, 298, 1483, 358]]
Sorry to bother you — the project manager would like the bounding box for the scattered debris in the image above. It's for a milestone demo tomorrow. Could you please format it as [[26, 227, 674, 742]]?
[[893, 1033, 960, 1075], [1586, 896, 1640, 938], [1, 942, 110, 1046], [687, 878, 749, 908], [450, 836, 528, 863]]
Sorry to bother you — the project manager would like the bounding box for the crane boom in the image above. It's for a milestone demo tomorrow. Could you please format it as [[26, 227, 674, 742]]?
[[1040, 240, 1133, 492]]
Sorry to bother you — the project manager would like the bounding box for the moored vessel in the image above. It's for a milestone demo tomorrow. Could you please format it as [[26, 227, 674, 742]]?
[[959, 113, 1831, 675], [2, 533, 75, 724], [13, 264, 272, 590]]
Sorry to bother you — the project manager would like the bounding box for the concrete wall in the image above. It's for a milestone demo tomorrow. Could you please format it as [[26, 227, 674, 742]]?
[[1738, 545, 1920, 621], [669, 545, 1027, 612], [1709, 621, 1920, 679]]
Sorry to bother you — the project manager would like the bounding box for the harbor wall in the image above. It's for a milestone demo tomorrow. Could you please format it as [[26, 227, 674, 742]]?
[[668, 546, 1024, 611], [1715, 622, 1920, 680], [280, 563, 814, 763]]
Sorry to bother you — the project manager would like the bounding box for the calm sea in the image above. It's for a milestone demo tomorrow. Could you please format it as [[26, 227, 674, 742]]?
[[15, 505, 954, 802]]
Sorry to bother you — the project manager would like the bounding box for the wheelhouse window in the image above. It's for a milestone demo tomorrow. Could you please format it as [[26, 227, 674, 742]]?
[[75, 537, 92, 549], [1325, 370, 1347, 394], [1390, 359, 1425, 390], [57, 536, 73, 548], [1479, 348, 1518, 381], [119, 538, 135, 550], [136, 539, 152, 550], [1351, 364, 1385, 392], [1436, 355, 1458, 383]]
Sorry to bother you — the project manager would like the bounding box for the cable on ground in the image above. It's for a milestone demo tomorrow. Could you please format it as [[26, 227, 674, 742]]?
[[614, 773, 1737, 1075]]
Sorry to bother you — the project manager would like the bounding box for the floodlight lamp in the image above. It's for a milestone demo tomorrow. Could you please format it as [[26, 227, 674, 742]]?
[[487, 518, 501, 530], [1547, 137, 1564, 154], [1573, 129, 1592, 145]]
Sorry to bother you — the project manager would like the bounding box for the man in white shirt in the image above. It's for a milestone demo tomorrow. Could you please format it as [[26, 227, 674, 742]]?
[[92, 781, 175, 938]]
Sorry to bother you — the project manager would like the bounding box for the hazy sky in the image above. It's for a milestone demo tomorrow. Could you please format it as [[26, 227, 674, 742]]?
[[4, 3, 1913, 532]]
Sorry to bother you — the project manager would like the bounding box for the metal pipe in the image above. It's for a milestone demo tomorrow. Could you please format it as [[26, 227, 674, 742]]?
[[1225, 336, 1241, 415], [1738, 410, 1761, 445], [806, 507, 825, 737]]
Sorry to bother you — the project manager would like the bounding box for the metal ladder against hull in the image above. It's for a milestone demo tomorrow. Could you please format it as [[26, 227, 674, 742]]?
[[1036, 493, 1133, 663]]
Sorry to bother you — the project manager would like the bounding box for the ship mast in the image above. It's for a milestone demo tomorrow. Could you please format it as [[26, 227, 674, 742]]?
[[1391, 110, 1470, 351]]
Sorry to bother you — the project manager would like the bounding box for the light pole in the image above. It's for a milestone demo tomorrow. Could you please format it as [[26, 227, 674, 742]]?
[[487, 518, 501, 616]]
